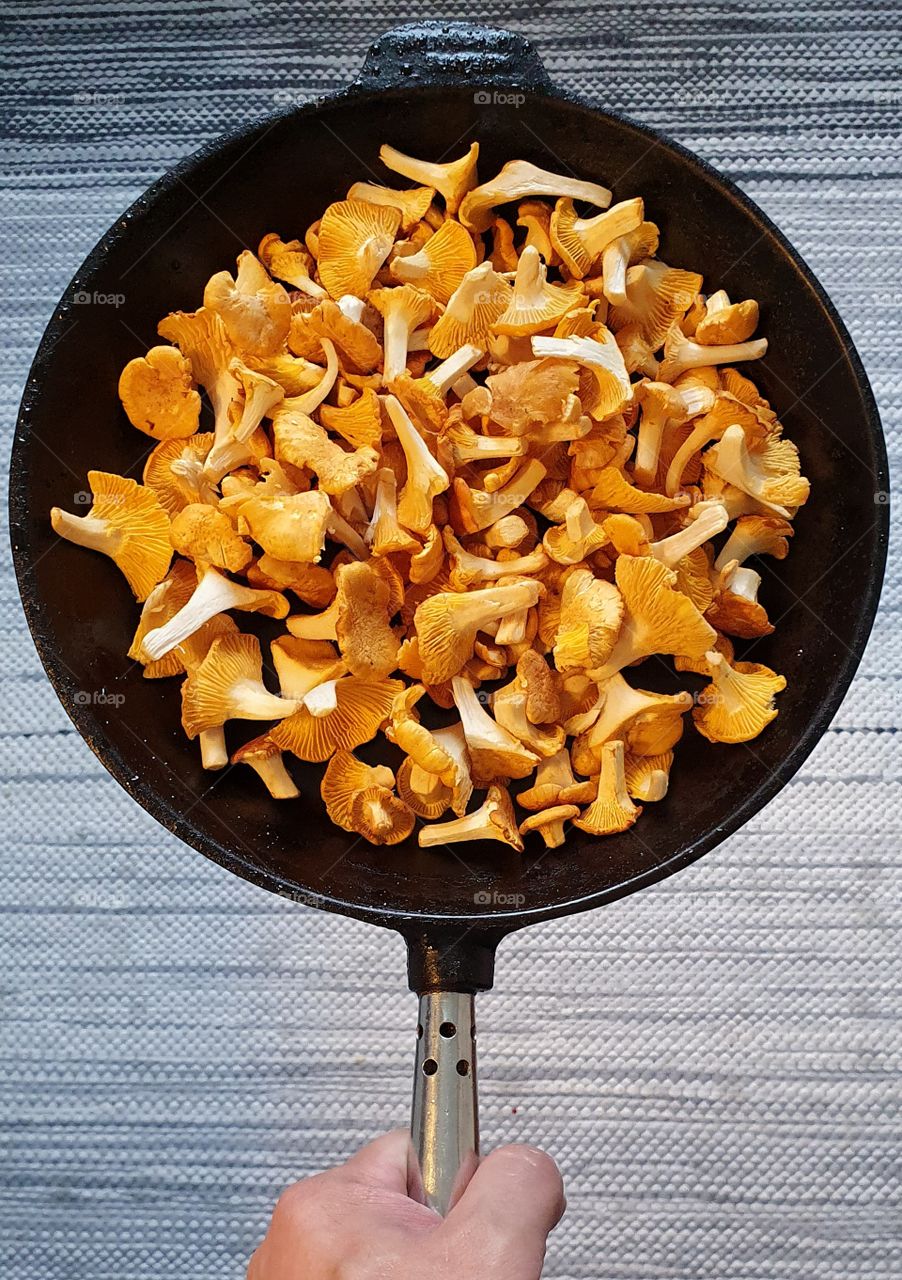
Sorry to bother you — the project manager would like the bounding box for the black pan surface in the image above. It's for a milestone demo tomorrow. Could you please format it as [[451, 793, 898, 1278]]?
[[9, 24, 888, 989]]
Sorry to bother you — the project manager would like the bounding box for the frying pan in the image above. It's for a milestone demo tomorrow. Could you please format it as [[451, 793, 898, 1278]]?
[[10, 21, 889, 1218]]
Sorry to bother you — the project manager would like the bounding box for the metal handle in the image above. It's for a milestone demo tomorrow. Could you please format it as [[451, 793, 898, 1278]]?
[[408, 991, 479, 1215], [355, 22, 552, 92]]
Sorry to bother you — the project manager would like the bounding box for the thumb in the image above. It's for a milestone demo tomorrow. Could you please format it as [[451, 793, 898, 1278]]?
[[441, 1144, 565, 1275]]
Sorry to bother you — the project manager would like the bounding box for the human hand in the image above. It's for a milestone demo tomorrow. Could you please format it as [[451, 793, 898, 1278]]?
[[247, 1129, 565, 1280]]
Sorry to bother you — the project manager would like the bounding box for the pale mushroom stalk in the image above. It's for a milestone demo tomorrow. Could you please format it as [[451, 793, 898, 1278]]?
[[601, 236, 631, 306], [442, 419, 527, 465], [304, 678, 341, 717], [337, 295, 365, 323], [282, 339, 339, 416], [377, 292, 432, 382], [425, 344, 484, 395], [649, 501, 729, 569], [199, 730, 228, 771], [660, 323, 768, 382], [383, 394, 450, 533], [444, 528, 548, 584], [453, 457, 547, 533], [459, 160, 612, 233], [143, 568, 281, 660]]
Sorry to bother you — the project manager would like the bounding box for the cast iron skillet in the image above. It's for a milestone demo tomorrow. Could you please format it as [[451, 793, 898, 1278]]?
[[9, 22, 888, 1214]]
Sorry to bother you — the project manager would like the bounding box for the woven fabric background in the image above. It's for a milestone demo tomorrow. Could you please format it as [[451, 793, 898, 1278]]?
[[2, 2, 900, 1277]]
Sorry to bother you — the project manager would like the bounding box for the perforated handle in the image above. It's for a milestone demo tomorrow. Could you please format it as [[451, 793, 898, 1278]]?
[[407, 991, 479, 1215], [355, 22, 551, 92]]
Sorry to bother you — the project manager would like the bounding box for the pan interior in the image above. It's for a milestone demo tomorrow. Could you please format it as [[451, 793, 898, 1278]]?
[[11, 86, 886, 925]]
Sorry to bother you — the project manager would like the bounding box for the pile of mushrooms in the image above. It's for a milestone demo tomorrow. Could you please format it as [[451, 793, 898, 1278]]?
[[50, 141, 808, 850]]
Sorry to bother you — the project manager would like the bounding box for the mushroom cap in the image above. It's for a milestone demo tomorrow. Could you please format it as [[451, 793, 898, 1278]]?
[[350, 788, 416, 845], [170, 503, 252, 573], [143, 433, 217, 516], [321, 749, 396, 828], [317, 200, 401, 300], [180, 632, 296, 738], [334, 560, 401, 680], [204, 250, 292, 357], [118, 345, 201, 440], [270, 635, 345, 700], [239, 489, 333, 563], [695, 298, 759, 346], [573, 740, 641, 835], [391, 218, 478, 304], [396, 756, 453, 819], [428, 263, 511, 359], [307, 298, 383, 373], [692, 653, 786, 744], [347, 181, 436, 233], [608, 260, 703, 349], [554, 568, 623, 672], [319, 388, 384, 448], [247, 556, 335, 609], [270, 676, 402, 761]]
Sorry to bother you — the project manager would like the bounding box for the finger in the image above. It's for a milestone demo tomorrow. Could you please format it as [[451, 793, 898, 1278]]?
[[443, 1144, 565, 1267], [339, 1127, 412, 1197]]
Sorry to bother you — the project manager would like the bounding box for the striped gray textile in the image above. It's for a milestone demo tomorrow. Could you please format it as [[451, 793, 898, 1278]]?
[[1, 2, 899, 1277]]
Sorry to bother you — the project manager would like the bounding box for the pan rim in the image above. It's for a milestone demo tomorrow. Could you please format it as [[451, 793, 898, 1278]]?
[[9, 80, 890, 932]]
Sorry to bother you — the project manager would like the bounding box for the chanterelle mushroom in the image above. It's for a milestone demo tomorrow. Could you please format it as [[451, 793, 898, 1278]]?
[[51, 470, 172, 601], [573, 740, 641, 835], [379, 141, 479, 216], [692, 651, 786, 743], [419, 783, 523, 852], [118, 345, 201, 440], [321, 750, 414, 845]]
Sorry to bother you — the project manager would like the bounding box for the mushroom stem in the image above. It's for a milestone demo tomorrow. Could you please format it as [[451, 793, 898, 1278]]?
[[233, 681, 300, 721], [251, 753, 300, 799], [383, 311, 413, 382], [650, 503, 728, 568], [200, 728, 228, 770], [49, 510, 120, 554], [427, 344, 484, 394]]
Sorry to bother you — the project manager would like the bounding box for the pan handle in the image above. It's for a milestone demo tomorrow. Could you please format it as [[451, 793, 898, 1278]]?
[[408, 990, 479, 1215], [354, 21, 552, 93], [403, 926, 504, 1214]]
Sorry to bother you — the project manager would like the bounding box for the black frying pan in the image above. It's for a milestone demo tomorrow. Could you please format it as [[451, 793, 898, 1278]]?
[[9, 21, 889, 1215]]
